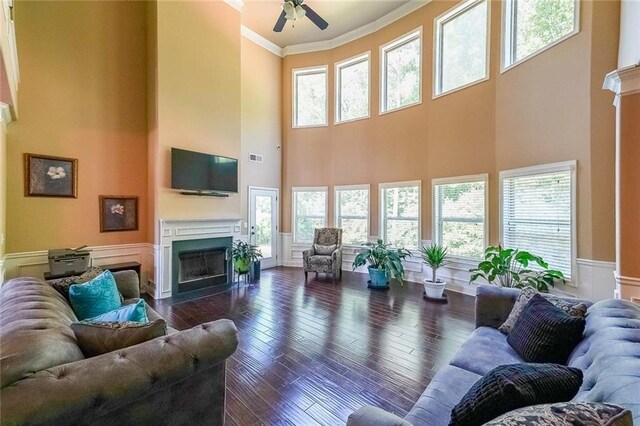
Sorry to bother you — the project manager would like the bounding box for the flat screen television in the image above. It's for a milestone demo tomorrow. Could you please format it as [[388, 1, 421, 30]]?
[[171, 148, 238, 193]]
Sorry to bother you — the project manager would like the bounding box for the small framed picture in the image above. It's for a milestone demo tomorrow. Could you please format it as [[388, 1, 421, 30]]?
[[99, 196, 139, 232], [24, 153, 78, 198]]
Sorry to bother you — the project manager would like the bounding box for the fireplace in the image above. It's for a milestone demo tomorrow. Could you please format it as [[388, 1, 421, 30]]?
[[171, 237, 232, 299]]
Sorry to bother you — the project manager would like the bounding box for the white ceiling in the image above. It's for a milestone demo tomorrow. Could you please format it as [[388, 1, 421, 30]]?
[[241, 0, 414, 48]]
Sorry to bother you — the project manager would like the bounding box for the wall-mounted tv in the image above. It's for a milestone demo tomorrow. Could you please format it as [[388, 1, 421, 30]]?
[[171, 148, 238, 194]]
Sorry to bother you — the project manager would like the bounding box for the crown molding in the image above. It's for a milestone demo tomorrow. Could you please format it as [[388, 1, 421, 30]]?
[[281, 0, 431, 57], [223, 0, 244, 12], [241, 25, 284, 57], [603, 65, 640, 106], [0, 103, 12, 124]]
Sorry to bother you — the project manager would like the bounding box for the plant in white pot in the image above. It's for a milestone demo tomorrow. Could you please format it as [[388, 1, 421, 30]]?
[[419, 243, 448, 298]]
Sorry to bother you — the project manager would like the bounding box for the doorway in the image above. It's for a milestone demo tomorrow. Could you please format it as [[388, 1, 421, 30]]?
[[248, 187, 278, 269]]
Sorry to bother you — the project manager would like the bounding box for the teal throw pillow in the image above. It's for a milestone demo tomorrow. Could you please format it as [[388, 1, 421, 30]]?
[[86, 299, 149, 323], [69, 270, 121, 320]]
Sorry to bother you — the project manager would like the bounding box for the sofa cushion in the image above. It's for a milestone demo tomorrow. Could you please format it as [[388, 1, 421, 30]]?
[[0, 277, 85, 387], [71, 319, 167, 357], [68, 270, 122, 320], [47, 266, 105, 301], [450, 363, 583, 426], [485, 402, 633, 426], [507, 294, 585, 364], [86, 299, 148, 323], [450, 326, 524, 376]]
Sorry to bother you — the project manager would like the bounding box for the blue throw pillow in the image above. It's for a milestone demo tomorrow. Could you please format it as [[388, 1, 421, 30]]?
[[86, 300, 149, 323], [69, 270, 121, 320]]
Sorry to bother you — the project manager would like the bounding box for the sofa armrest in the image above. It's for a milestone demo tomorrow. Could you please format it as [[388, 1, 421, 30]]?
[[475, 284, 521, 329], [347, 406, 412, 426], [112, 270, 140, 299], [0, 319, 238, 425]]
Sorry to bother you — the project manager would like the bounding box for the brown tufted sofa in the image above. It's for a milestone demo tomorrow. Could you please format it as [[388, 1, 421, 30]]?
[[0, 271, 238, 425]]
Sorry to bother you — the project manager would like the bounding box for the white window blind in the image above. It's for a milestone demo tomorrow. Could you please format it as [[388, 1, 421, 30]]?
[[381, 183, 421, 249], [293, 188, 327, 244], [335, 186, 369, 245], [501, 166, 574, 278], [434, 177, 487, 259]]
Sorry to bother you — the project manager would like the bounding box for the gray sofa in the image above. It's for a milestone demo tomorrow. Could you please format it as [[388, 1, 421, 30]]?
[[0, 271, 239, 425], [348, 284, 640, 426]]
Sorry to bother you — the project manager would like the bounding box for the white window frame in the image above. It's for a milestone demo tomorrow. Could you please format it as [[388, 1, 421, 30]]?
[[498, 161, 577, 282], [433, 0, 491, 99], [334, 184, 370, 246], [292, 186, 329, 244], [379, 180, 422, 249], [292, 65, 329, 129], [335, 52, 371, 125], [432, 173, 489, 260], [501, 0, 580, 73], [380, 27, 423, 115]]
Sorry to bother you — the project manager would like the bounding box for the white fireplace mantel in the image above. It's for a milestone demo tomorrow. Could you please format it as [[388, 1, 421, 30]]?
[[152, 218, 242, 299]]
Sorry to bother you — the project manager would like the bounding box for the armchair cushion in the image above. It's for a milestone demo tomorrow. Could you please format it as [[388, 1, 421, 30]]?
[[314, 244, 336, 255], [308, 255, 333, 265]]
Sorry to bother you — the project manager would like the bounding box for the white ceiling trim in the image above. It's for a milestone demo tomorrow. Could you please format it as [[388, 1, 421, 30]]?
[[281, 0, 431, 56], [224, 0, 244, 12], [241, 25, 284, 57]]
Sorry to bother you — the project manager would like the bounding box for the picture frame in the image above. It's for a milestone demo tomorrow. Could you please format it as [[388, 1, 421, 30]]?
[[99, 196, 139, 233], [24, 153, 78, 198]]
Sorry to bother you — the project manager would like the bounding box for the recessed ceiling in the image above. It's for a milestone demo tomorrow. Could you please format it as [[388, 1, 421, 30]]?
[[241, 0, 414, 48]]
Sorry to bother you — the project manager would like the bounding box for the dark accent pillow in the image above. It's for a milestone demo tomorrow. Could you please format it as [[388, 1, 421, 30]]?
[[499, 287, 588, 334], [48, 266, 105, 301], [449, 363, 583, 426], [507, 294, 586, 364], [71, 319, 167, 357], [485, 402, 633, 426]]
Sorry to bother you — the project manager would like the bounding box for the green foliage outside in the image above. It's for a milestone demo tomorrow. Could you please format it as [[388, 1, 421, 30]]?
[[515, 0, 575, 61], [385, 37, 420, 110]]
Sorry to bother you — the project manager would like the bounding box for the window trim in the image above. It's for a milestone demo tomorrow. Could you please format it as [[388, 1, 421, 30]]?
[[498, 161, 577, 282], [379, 180, 422, 249], [335, 52, 371, 125], [292, 186, 329, 244], [292, 65, 329, 129], [433, 0, 491, 99], [432, 173, 489, 260], [379, 27, 423, 115], [501, 0, 580, 74], [334, 184, 371, 246]]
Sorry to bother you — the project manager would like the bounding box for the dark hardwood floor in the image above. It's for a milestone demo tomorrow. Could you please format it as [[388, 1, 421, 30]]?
[[145, 267, 476, 425]]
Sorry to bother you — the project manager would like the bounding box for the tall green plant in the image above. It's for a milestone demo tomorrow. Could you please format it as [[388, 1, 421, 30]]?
[[469, 245, 564, 292], [352, 239, 411, 284], [420, 243, 448, 283], [231, 240, 263, 263]]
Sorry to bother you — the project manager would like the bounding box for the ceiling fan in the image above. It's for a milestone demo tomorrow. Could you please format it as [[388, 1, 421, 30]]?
[[273, 0, 328, 32]]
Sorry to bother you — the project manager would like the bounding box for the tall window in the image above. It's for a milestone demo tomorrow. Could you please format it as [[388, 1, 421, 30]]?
[[293, 66, 328, 128], [503, 0, 579, 70], [380, 28, 422, 114], [380, 182, 421, 249], [500, 162, 575, 279], [335, 185, 369, 245], [433, 175, 488, 259], [434, 0, 489, 97], [336, 52, 370, 124], [292, 187, 328, 244]]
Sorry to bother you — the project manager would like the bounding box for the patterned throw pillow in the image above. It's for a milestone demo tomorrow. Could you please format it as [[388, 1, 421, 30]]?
[[449, 363, 583, 426], [48, 266, 105, 301], [68, 270, 122, 320], [499, 287, 587, 334], [86, 299, 149, 323], [71, 319, 167, 357], [314, 244, 337, 255], [485, 402, 633, 426], [507, 294, 586, 364]]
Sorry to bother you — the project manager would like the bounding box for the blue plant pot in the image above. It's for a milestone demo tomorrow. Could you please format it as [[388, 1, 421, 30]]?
[[368, 267, 389, 289]]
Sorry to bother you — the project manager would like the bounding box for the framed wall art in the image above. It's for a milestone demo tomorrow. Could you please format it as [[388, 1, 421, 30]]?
[[99, 196, 139, 232], [24, 153, 78, 198]]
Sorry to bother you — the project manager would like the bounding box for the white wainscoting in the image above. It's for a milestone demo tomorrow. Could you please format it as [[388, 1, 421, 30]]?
[[2, 243, 154, 287], [614, 273, 640, 301], [0, 257, 5, 284]]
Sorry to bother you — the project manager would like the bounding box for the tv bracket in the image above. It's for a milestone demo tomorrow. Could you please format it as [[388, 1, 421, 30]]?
[[179, 190, 229, 198]]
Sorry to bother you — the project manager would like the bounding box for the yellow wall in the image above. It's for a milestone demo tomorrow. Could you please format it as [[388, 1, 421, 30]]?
[[0, 122, 6, 260], [281, 0, 618, 262], [6, 1, 148, 253]]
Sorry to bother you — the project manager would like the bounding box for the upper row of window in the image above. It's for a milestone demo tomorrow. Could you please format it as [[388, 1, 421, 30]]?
[[293, 0, 579, 127]]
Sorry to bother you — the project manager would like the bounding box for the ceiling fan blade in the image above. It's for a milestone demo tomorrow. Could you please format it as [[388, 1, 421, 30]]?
[[273, 10, 287, 32], [301, 4, 328, 30]]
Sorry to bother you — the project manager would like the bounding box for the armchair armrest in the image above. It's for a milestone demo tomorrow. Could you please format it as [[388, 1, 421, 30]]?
[[303, 248, 315, 259], [0, 319, 238, 425], [347, 406, 412, 426], [112, 270, 140, 299], [475, 284, 520, 329]]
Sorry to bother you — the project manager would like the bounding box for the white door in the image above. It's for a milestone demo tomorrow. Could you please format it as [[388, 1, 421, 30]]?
[[249, 187, 278, 269]]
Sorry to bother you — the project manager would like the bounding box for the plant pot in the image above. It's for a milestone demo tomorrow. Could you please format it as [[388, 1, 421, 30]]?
[[234, 258, 251, 274], [423, 279, 446, 299], [368, 267, 389, 289], [251, 260, 261, 281]]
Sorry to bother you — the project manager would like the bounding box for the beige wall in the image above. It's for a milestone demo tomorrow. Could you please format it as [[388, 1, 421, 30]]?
[[0, 122, 6, 260], [6, 1, 148, 253], [618, 0, 640, 68], [281, 0, 618, 262], [240, 37, 282, 234]]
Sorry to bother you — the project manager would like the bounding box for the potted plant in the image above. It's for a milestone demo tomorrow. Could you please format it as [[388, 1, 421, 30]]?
[[469, 245, 564, 292], [231, 240, 263, 274], [419, 243, 448, 298], [352, 239, 411, 289]]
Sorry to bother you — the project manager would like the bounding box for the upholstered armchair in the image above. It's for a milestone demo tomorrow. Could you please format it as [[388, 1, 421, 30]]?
[[303, 228, 343, 282]]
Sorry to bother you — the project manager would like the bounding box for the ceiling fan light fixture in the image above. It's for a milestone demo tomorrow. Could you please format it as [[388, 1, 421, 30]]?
[[295, 4, 306, 18], [282, 1, 296, 20]]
